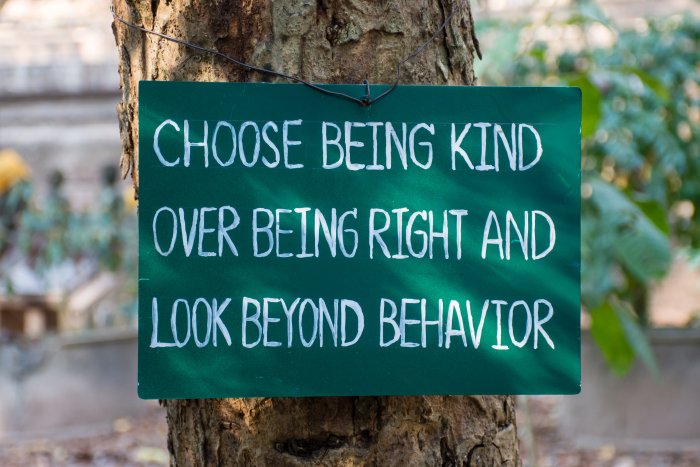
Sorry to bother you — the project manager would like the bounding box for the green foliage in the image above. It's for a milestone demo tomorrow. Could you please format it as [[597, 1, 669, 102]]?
[[590, 302, 635, 375], [1, 167, 137, 315], [0, 180, 31, 256], [613, 299, 659, 376], [477, 3, 700, 374], [87, 166, 138, 273], [566, 74, 602, 138], [590, 299, 658, 376], [589, 178, 670, 284]]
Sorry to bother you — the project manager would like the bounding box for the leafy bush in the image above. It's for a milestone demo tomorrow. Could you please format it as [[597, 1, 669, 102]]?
[[0, 164, 137, 320], [476, 3, 700, 374]]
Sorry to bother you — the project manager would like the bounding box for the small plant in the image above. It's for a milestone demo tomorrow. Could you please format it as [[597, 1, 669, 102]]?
[[0, 149, 31, 260], [1, 158, 138, 325]]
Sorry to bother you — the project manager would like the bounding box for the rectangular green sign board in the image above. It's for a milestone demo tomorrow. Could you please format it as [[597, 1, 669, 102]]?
[[138, 81, 581, 399]]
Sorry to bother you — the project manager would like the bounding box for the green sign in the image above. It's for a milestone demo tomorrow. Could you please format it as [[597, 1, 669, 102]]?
[[138, 82, 581, 399]]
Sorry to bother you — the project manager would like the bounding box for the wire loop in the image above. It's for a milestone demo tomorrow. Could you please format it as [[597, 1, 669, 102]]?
[[111, 1, 467, 107]]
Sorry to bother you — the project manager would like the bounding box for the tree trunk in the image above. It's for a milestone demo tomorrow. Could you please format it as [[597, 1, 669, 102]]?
[[112, 0, 520, 465]]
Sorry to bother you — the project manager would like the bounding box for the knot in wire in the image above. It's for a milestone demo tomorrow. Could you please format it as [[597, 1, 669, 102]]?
[[361, 80, 372, 107]]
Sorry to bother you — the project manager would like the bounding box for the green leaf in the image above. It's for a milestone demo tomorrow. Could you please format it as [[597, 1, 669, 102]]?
[[612, 299, 659, 377], [614, 214, 670, 282], [620, 66, 671, 102], [564, 14, 589, 26], [590, 179, 671, 282], [565, 2, 614, 29], [590, 302, 635, 375], [528, 47, 546, 63], [634, 198, 669, 235], [566, 74, 601, 138]]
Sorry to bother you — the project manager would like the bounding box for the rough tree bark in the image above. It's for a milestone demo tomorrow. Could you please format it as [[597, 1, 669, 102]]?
[[112, 0, 520, 465]]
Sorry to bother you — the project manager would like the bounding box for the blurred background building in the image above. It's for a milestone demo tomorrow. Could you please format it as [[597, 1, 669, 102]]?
[[0, 0, 121, 205]]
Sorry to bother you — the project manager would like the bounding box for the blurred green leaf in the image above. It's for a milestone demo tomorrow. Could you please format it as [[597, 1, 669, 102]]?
[[612, 299, 660, 376], [564, 14, 589, 26], [590, 302, 635, 375], [613, 214, 670, 282], [634, 198, 670, 235], [590, 179, 671, 282], [528, 47, 546, 62], [578, 1, 614, 27], [565, 2, 613, 28], [620, 66, 671, 102], [566, 74, 601, 138]]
